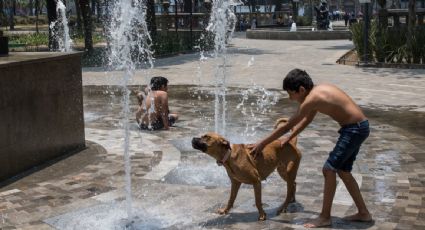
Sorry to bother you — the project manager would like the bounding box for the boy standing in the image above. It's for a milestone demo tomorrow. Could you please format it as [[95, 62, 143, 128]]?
[[136, 76, 178, 130], [250, 69, 372, 228]]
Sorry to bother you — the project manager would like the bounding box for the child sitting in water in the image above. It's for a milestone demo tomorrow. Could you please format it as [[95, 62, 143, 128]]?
[[135, 76, 178, 130]]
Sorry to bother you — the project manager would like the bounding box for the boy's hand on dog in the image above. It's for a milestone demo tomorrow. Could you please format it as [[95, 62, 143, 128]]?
[[279, 136, 290, 147], [248, 143, 265, 159]]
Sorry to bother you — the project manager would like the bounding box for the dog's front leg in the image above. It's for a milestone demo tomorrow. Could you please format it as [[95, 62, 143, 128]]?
[[253, 182, 266, 221], [218, 179, 241, 215]]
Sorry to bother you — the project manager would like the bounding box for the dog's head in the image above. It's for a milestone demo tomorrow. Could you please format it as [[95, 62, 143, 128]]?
[[192, 132, 231, 161]]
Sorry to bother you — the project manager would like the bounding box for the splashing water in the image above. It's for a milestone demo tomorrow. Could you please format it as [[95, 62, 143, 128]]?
[[50, 0, 73, 52], [236, 83, 280, 138], [247, 56, 255, 67], [290, 22, 297, 32], [107, 0, 154, 221], [205, 0, 241, 135]]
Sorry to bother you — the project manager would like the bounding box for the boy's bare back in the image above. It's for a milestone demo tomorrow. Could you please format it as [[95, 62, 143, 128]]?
[[136, 90, 169, 128], [300, 84, 366, 126]]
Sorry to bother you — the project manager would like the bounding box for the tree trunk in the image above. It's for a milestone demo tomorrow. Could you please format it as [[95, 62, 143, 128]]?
[[91, 0, 96, 15], [39, 0, 44, 14], [9, 0, 16, 30], [29, 0, 34, 16], [96, 0, 101, 22], [273, 0, 282, 11], [0, 0, 5, 27], [184, 0, 191, 12], [46, 0, 58, 50], [79, 0, 93, 52], [35, 0, 39, 33], [74, 0, 83, 34], [12, 0, 16, 15], [291, 0, 298, 21], [250, 0, 256, 12], [407, 0, 417, 63], [146, 0, 157, 38]]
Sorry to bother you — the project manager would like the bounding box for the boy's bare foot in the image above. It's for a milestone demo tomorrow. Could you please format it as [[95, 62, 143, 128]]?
[[303, 216, 331, 228], [343, 212, 372, 222]]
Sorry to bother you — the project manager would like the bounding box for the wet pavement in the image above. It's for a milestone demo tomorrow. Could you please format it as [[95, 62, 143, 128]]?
[[1, 33, 425, 230]]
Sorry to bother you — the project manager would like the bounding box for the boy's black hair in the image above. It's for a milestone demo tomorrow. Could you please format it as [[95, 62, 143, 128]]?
[[283, 68, 314, 92], [150, 76, 169, 90]]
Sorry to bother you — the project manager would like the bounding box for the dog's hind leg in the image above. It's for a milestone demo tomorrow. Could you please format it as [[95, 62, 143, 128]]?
[[276, 163, 297, 215], [253, 182, 267, 221], [218, 179, 241, 215]]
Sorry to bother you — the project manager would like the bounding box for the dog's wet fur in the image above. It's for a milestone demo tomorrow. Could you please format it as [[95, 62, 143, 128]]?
[[192, 118, 302, 221]]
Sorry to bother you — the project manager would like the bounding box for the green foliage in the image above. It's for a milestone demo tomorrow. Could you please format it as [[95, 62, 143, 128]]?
[[352, 21, 425, 64], [295, 16, 312, 27], [349, 22, 372, 61], [13, 15, 49, 25], [9, 33, 48, 46], [72, 33, 105, 45], [383, 26, 408, 63], [152, 31, 213, 57], [407, 26, 425, 64]]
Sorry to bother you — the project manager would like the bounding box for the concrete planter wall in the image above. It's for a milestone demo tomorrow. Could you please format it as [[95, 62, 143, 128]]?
[[246, 29, 352, 40], [0, 52, 85, 183]]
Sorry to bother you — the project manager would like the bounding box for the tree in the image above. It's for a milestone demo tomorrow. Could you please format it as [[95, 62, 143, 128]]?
[[273, 0, 282, 11], [9, 0, 16, 30], [291, 0, 298, 21], [0, 0, 5, 27], [46, 0, 58, 50], [74, 0, 83, 34], [79, 0, 93, 52], [146, 0, 157, 38], [407, 0, 417, 63], [96, 0, 101, 22], [35, 0, 39, 33], [28, 0, 34, 16]]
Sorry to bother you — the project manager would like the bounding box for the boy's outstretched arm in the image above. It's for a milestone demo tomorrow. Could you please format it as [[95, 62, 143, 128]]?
[[250, 114, 302, 158], [280, 110, 317, 146], [250, 98, 317, 158]]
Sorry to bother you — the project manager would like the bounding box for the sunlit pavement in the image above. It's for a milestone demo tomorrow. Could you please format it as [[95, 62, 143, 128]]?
[[1, 32, 424, 229]]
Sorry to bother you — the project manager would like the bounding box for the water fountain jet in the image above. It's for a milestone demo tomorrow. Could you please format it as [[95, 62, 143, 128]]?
[[107, 0, 154, 221]]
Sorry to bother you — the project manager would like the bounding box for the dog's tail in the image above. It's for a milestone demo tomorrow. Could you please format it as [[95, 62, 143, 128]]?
[[274, 117, 297, 146]]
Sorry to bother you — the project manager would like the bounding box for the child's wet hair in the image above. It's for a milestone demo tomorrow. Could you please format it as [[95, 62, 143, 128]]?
[[150, 76, 169, 90], [283, 68, 314, 92]]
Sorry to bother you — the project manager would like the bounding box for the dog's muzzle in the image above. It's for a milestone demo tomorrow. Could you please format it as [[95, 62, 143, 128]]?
[[192, 137, 207, 152]]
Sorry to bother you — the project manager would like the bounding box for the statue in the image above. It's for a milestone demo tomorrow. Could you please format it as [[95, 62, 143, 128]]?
[[314, 0, 330, 30]]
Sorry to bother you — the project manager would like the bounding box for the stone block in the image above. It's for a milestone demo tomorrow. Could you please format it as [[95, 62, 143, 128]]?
[[0, 52, 85, 183]]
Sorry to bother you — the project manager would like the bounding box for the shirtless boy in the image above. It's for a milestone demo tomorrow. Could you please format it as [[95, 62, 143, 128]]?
[[250, 69, 372, 228], [136, 76, 178, 130]]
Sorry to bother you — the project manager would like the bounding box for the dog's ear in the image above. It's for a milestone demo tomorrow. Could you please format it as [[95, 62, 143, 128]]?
[[221, 139, 231, 150], [274, 117, 289, 129]]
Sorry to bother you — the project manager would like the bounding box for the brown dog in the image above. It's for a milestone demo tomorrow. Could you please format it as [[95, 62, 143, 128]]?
[[191, 118, 301, 221]]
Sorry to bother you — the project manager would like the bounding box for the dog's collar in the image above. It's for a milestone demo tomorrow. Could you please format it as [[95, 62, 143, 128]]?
[[217, 148, 232, 166]]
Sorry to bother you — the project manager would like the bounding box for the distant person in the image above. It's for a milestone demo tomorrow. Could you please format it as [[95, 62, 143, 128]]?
[[251, 17, 257, 30], [344, 12, 349, 26], [349, 13, 357, 25], [136, 76, 178, 130]]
